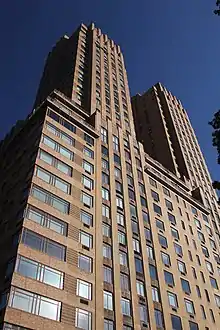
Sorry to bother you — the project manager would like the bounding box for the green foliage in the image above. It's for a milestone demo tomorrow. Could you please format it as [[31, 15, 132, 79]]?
[[209, 110, 220, 191], [214, 0, 220, 15]]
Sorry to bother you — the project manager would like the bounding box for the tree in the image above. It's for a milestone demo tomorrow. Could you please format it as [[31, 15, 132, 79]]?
[[209, 110, 220, 191], [214, 0, 220, 15]]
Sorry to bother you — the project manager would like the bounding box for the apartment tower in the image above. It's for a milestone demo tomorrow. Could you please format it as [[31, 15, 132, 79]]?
[[0, 23, 220, 330]]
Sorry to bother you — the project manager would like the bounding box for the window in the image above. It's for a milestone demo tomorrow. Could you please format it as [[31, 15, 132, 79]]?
[[140, 197, 147, 208], [101, 127, 108, 143], [118, 231, 126, 245], [75, 308, 92, 330], [84, 133, 94, 146], [126, 162, 132, 173], [185, 299, 195, 314], [201, 305, 206, 319], [80, 210, 92, 226], [103, 244, 112, 259], [201, 246, 209, 257], [168, 292, 178, 308], [42, 135, 74, 160], [104, 319, 114, 330], [102, 187, 110, 201], [77, 279, 92, 300], [171, 228, 179, 240], [136, 280, 145, 296], [78, 254, 92, 273], [181, 279, 191, 294], [168, 213, 176, 225], [103, 223, 111, 237], [35, 166, 71, 194], [21, 229, 66, 261], [210, 277, 218, 289], [15, 255, 63, 289], [158, 234, 168, 248], [191, 206, 198, 216], [104, 267, 112, 284], [154, 309, 163, 328], [120, 273, 130, 291], [128, 189, 135, 200], [156, 218, 165, 231], [114, 154, 121, 165], [142, 211, 149, 224], [149, 264, 157, 281], [82, 175, 93, 190], [137, 170, 143, 181], [102, 146, 108, 157], [149, 177, 157, 187], [26, 205, 67, 235], [102, 158, 109, 170], [104, 291, 113, 310], [139, 304, 148, 323], [119, 251, 127, 266], [135, 258, 143, 274], [171, 315, 182, 330], [206, 261, 213, 273], [117, 212, 124, 226], [116, 196, 123, 209], [161, 252, 171, 266], [215, 294, 220, 307], [145, 228, 152, 242], [177, 260, 186, 274], [153, 204, 162, 215], [102, 172, 109, 185], [127, 175, 133, 187], [38, 150, 72, 176], [152, 287, 160, 302], [151, 190, 159, 202], [165, 199, 173, 211], [130, 204, 137, 218], [83, 146, 94, 159], [116, 181, 123, 194], [196, 285, 201, 298], [81, 192, 93, 207], [79, 231, 93, 249], [133, 238, 140, 253], [189, 321, 199, 330], [139, 183, 145, 195], [174, 243, 183, 257], [147, 245, 154, 260], [163, 186, 170, 197], [113, 135, 119, 151], [31, 185, 70, 213], [102, 204, 110, 218], [121, 298, 131, 316], [9, 287, 61, 321], [164, 271, 174, 286], [46, 118, 75, 138], [83, 160, 94, 174], [114, 167, 121, 179]]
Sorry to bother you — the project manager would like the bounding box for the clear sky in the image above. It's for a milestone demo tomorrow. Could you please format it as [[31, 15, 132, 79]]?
[[0, 0, 219, 182]]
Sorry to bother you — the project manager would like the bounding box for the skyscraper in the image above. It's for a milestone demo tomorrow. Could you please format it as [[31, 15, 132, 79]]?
[[0, 23, 220, 330]]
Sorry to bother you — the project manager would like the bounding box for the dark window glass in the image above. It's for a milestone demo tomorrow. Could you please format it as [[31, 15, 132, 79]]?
[[149, 264, 157, 281], [168, 213, 176, 225], [171, 315, 182, 330], [189, 321, 199, 330], [181, 279, 191, 294], [153, 204, 162, 215], [164, 270, 174, 286], [135, 258, 143, 274]]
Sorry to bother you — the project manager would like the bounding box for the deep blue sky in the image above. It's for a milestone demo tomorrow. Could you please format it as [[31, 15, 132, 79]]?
[[0, 1, 219, 181]]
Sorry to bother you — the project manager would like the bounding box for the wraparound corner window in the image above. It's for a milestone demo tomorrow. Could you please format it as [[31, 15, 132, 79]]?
[[8, 287, 61, 321]]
